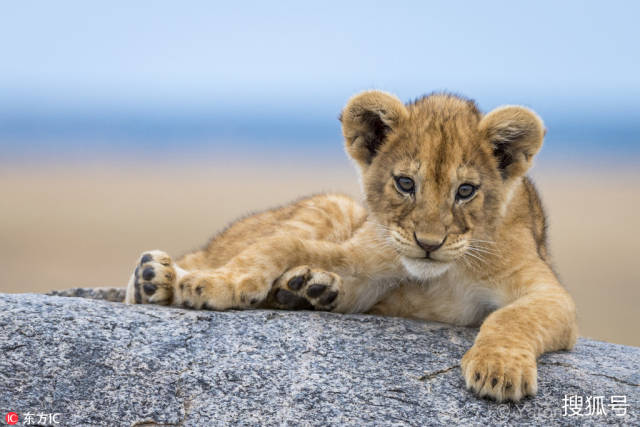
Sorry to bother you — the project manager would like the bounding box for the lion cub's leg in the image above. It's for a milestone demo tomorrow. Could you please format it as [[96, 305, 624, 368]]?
[[171, 268, 252, 310], [460, 262, 578, 402], [124, 250, 188, 305], [168, 237, 354, 310], [268, 265, 342, 311], [124, 242, 348, 310], [172, 265, 344, 312], [123, 249, 241, 309]]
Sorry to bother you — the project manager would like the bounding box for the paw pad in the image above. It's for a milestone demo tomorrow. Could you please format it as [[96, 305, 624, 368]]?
[[287, 275, 305, 290], [142, 267, 155, 281], [274, 289, 314, 310], [270, 266, 342, 311], [143, 283, 157, 295], [319, 291, 338, 305], [140, 253, 153, 265], [127, 250, 176, 305], [306, 284, 327, 298]]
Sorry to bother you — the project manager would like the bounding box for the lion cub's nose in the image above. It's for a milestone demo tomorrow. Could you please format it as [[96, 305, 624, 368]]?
[[413, 232, 446, 254]]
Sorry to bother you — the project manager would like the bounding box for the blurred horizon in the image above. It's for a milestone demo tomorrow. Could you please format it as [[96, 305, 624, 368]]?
[[2, 92, 639, 165], [1, 1, 639, 166]]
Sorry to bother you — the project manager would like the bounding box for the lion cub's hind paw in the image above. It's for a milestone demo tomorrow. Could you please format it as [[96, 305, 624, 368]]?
[[127, 250, 176, 305], [270, 266, 341, 311]]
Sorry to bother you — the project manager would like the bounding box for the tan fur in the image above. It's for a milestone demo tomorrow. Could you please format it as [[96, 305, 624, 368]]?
[[125, 90, 577, 402]]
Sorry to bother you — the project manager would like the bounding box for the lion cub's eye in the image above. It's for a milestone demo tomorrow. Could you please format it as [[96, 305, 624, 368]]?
[[456, 183, 477, 200], [394, 176, 415, 194]]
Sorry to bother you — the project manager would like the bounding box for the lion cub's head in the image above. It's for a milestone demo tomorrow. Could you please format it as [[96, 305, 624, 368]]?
[[341, 90, 545, 278]]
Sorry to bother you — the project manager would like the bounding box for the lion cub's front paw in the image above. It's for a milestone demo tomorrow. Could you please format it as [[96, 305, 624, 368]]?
[[173, 270, 234, 310], [125, 250, 176, 305], [461, 343, 537, 402], [269, 266, 341, 311]]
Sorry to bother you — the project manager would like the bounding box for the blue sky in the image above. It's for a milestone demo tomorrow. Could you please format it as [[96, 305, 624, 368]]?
[[1, 1, 639, 161]]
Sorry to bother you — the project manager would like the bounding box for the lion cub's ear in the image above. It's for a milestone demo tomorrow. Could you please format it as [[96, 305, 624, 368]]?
[[341, 90, 408, 166], [479, 106, 546, 180]]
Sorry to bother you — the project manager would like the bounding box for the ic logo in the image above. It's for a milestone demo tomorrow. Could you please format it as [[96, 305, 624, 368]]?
[[5, 412, 18, 425]]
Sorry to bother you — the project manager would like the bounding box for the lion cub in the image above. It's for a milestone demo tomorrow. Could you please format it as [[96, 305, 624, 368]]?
[[126, 90, 577, 402]]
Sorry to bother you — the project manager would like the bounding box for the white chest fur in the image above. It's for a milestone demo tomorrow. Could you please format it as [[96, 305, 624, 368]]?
[[426, 267, 504, 326]]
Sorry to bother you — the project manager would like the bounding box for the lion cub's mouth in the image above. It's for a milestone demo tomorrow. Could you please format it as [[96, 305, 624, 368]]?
[[398, 243, 466, 264], [389, 230, 468, 263]]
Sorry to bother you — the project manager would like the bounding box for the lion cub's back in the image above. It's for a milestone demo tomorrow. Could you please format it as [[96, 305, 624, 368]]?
[[179, 193, 367, 270]]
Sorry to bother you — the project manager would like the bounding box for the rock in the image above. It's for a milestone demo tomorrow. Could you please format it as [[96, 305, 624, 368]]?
[[47, 287, 126, 302], [1, 290, 638, 426]]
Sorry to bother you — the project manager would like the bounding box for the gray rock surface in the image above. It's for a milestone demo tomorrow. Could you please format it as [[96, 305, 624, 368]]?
[[1, 289, 638, 426], [47, 287, 126, 302]]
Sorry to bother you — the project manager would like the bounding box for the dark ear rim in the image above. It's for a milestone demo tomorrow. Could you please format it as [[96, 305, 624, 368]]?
[[479, 105, 545, 179], [341, 90, 408, 166]]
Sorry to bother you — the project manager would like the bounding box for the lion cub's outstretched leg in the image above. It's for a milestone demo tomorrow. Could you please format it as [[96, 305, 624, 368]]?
[[127, 260, 343, 313], [129, 262, 343, 311], [124, 193, 377, 310], [167, 238, 349, 310], [124, 249, 243, 309], [126, 235, 396, 312], [124, 238, 349, 310], [167, 226, 400, 311]]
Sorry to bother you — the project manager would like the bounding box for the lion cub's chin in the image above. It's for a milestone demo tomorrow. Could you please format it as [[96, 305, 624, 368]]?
[[401, 257, 451, 280]]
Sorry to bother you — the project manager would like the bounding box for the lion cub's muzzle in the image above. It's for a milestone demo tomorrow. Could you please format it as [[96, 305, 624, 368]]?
[[413, 232, 446, 259]]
